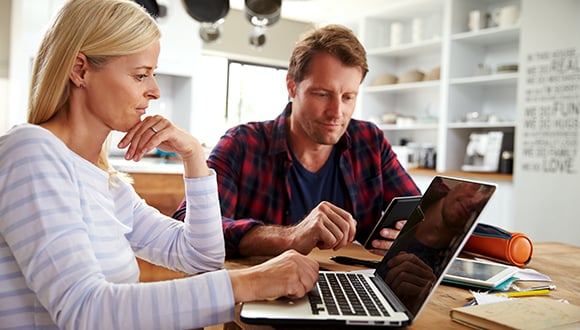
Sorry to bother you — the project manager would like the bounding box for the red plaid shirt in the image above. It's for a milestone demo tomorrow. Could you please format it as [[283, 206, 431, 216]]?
[[173, 103, 421, 257]]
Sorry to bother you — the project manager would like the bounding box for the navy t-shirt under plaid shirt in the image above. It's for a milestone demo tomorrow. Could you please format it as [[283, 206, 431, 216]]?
[[173, 102, 421, 258], [288, 145, 346, 223]]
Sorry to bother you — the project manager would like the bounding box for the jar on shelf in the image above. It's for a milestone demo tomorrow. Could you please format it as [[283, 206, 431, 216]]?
[[406, 142, 422, 169], [422, 144, 437, 169], [500, 151, 513, 174]]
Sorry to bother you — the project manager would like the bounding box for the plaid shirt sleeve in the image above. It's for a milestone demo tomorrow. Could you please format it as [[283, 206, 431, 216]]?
[[343, 119, 422, 242], [207, 127, 266, 258], [173, 121, 277, 258]]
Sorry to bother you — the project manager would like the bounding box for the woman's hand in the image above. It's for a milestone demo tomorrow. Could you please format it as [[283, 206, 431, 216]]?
[[118, 115, 210, 178], [228, 250, 319, 303]]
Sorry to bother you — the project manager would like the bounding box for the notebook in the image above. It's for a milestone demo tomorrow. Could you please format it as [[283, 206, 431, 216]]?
[[240, 175, 497, 327]]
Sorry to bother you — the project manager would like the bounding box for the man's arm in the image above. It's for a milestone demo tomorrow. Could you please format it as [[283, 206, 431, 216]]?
[[238, 201, 357, 256]]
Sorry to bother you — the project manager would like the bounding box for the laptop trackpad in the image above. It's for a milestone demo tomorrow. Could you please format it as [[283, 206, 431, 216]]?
[[241, 297, 312, 320]]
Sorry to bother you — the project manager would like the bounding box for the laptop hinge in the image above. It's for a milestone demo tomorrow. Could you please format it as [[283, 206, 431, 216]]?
[[371, 275, 411, 316]]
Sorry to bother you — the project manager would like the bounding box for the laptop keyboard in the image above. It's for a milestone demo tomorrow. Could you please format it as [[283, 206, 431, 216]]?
[[308, 272, 390, 317]]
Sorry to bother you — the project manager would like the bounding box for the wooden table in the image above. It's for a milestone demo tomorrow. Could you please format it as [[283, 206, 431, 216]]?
[[226, 242, 580, 330], [137, 242, 580, 329]]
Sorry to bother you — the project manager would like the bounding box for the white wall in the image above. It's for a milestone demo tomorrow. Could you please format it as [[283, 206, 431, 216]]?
[[514, 0, 580, 245], [0, 0, 9, 133], [0, 0, 9, 78], [7, 0, 65, 131]]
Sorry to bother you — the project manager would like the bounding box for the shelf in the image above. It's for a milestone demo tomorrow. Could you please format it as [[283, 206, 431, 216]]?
[[451, 25, 520, 45], [378, 123, 439, 131], [407, 168, 513, 182], [447, 122, 516, 129], [358, 0, 520, 178], [363, 80, 440, 93], [450, 72, 518, 86], [366, 38, 442, 58]]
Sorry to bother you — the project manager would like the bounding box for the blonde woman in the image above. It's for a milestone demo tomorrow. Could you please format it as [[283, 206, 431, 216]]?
[[0, 0, 318, 329]]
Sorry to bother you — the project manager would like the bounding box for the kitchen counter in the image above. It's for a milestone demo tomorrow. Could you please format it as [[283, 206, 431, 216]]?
[[110, 157, 185, 217], [110, 157, 183, 174]]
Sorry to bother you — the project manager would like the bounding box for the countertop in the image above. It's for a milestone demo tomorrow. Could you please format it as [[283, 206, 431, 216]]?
[[109, 157, 184, 174]]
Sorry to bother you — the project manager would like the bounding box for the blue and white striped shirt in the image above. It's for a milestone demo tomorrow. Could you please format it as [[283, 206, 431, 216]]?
[[0, 124, 234, 329]]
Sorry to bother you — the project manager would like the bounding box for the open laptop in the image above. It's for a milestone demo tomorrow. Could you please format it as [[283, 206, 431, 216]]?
[[240, 175, 497, 327]]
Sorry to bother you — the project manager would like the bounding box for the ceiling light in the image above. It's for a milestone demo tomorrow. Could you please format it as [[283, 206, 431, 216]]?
[[182, 0, 230, 43], [245, 0, 281, 27], [244, 0, 281, 48]]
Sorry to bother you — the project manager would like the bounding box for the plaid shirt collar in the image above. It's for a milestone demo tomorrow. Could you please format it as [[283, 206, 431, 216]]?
[[269, 102, 352, 158]]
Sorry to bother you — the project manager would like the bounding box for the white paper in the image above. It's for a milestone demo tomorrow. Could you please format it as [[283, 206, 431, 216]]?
[[514, 268, 552, 282]]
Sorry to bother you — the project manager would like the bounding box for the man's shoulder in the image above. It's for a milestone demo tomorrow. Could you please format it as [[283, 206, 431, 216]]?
[[347, 118, 384, 137], [226, 120, 275, 137], [212, 119, 278, 156]]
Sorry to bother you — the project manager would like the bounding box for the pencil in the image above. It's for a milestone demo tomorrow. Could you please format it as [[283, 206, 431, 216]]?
[[496, 289, 551, 298], [466, 289, 551, 300]]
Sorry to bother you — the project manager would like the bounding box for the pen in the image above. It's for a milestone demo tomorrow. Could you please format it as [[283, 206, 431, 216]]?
[[330, 256, 380, 268], [520, 285, 556, 292]]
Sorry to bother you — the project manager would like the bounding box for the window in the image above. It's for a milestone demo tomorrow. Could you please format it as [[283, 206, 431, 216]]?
[[226, 60, 289, 126], [195, 55, 288, 146]]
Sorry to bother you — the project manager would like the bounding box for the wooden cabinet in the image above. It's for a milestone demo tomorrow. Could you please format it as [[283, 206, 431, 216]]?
[[129, 172, 185, 217]]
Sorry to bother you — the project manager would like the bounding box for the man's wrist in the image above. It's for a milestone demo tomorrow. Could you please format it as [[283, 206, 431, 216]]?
[[239, 225, 293, 256]]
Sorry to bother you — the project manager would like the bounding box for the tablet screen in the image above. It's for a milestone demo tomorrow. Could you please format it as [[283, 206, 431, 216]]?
[[444, 258, 517, 287], [448, 258, 508, 280]]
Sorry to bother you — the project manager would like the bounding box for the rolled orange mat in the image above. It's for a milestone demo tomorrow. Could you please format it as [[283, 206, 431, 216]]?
[[464, 223, 533, 267]]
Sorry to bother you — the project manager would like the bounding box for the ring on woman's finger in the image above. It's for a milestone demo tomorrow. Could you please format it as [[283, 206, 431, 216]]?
[[150, 126, 159, 133]]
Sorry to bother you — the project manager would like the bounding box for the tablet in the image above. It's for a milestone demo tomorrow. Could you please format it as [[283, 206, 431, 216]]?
[[363, 195, 421, 249], [443, 257, 519, 288]]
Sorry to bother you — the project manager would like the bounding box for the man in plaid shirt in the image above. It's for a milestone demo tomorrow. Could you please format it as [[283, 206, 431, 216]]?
[[174, 25, 420, 258]]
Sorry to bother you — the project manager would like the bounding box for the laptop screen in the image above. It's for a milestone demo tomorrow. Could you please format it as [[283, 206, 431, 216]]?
[[375, 176, 496, 316]]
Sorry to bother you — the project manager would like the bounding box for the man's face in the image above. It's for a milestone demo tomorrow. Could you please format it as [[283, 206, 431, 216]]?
[[286, 52, 363, 146]]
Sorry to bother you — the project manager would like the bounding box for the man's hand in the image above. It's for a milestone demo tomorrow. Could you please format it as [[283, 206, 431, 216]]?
[[288, 201, 357, 255], [369, 220, 407, 255], [237, 201, 357, 256]]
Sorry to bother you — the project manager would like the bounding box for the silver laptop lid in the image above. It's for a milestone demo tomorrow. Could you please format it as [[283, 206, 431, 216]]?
[[374, 176, 496, 318]]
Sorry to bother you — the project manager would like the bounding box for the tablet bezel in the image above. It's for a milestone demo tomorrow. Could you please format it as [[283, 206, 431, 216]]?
[[443, 257, 518, 288]]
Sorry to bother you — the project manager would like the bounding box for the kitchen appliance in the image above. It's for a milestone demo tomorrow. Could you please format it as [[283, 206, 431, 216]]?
[[462, 131, 504, 172]]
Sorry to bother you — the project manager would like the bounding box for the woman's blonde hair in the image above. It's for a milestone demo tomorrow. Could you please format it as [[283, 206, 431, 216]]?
[[28, 0, 160, 173]]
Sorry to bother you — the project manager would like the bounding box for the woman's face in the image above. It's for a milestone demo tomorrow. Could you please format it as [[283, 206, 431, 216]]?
[[82, 40, 161, 133]]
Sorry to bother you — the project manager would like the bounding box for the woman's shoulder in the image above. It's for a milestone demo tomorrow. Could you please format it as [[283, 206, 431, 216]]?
[[1, 123, 69, 155], [2, 123, 59, 143]]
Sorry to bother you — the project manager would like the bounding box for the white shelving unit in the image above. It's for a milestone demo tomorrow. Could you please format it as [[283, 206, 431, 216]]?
[[353, 0, 521, 174]]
